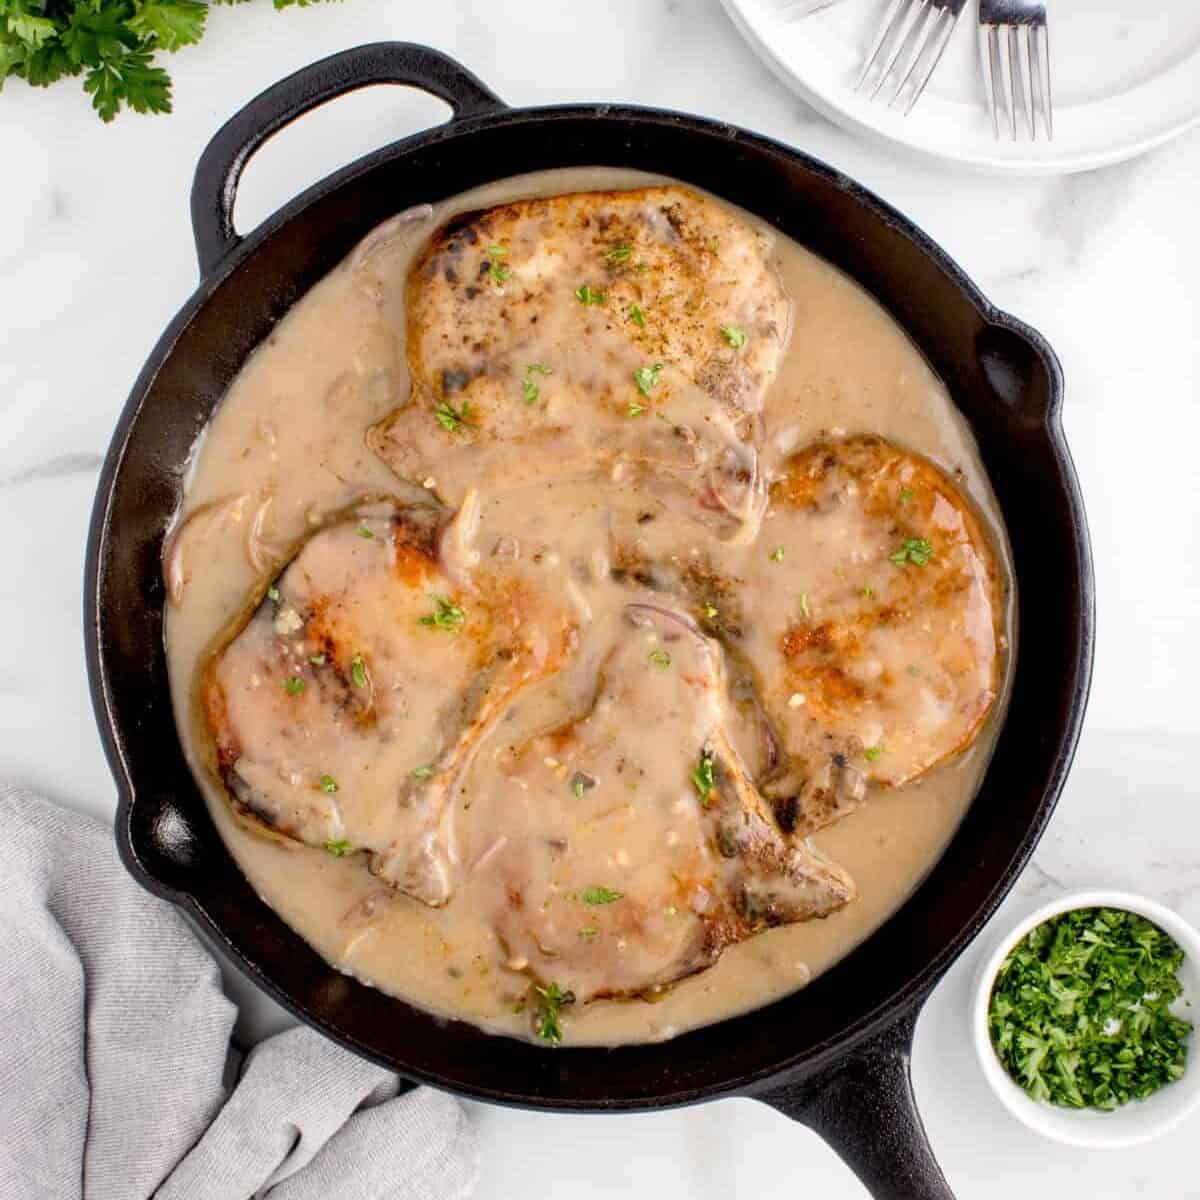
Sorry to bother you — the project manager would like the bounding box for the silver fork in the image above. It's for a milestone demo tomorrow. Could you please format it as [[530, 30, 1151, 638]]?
[[979, 0, 1053, 140], [855, 0, 968, 115]]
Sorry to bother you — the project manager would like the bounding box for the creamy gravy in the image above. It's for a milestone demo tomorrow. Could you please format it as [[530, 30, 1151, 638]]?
[[165, 167, 1013, 1046]]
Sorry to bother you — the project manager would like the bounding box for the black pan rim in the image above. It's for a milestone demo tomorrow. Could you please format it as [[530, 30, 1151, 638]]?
[[84, 96, 1095, 1111]]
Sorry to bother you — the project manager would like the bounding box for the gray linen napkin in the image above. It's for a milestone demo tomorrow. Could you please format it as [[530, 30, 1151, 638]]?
[[0, 786, 479, 1200]]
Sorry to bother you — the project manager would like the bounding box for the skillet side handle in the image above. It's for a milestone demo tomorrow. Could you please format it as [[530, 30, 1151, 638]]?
[[754, 1007, 955, 1200], [190, 41, 506, 276]]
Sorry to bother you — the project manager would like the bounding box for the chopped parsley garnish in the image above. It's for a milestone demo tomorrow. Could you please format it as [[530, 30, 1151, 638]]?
[[862, 585, 874, 599], [628, 402, 646, 418], [324, 839, 352, 857], [267, 585, 280, 603], [633, 363, 664, 397], [575, 284, 607, 306], [418, 594, 465, 632], [769, 546, 785, 562], [864, 745, 883, 762], [282, 676, 305, 696], [648, 649, 672, 669], [582, 887, 623, 905], [704, 604, 719, 619], [534, 982, 573, 1044], [573, 778, 585, 799], [308, 654, 326, 666], [412, 765, 434, 780], [906, 664, 921, 677], [355, 524, 374, 539], [521, 363, 552, 405], [486, 244, 510, 284], [890, 538, 933, 567], [988, 907, 1192, 1110], [900, 488, 915, 506], [579, 927, 599, 940], [605, 243, 632, 263], [627, 303, 646, 328], [707, 237, 720, 254], [350, 654, 367, 689], [799, 592, 810, 618], [570, 772, 594, 799], [721, 325, 747, 349], [691, 753, 716, 806], [319, 774, 339, 794], [433, 399, 471, 432]]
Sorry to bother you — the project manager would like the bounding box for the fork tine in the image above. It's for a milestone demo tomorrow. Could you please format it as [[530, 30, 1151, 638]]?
[[980, 24, 1000, 138], [985, 25, 1009, 139], [887, 2, 940, 110], [867, 0, 923, 100], [1031, 21, 1053, 140], [901, 7, 958, 115], [856, 0, 909, 92], [1006, 24, 1030, 141]]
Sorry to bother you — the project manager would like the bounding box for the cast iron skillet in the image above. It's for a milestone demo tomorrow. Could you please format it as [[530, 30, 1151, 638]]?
[[85, 43, 1094, 1200]]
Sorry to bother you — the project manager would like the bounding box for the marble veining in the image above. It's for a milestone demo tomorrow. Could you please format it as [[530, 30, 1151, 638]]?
[[0, 1, 1198, 1197]]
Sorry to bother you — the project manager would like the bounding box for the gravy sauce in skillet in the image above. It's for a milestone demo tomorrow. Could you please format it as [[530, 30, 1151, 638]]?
[[165, 168, 1013, 1045]]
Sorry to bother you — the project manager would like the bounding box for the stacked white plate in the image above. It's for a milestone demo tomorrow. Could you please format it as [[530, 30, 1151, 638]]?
[[719, 0, 1200, 174]]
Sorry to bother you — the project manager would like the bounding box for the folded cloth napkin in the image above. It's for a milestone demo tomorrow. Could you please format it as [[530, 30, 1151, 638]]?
[[0, 786, 480, 1200]]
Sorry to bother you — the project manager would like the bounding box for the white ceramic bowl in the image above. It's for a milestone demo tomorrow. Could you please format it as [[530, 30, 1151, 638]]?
[[972, 889, 1200, 1147]]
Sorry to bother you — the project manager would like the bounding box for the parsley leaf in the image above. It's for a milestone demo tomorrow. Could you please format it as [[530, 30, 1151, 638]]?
[[282, 676, 305, 696], [412, 765, 434, 780], [633, 363, 663, 397], [721, 325, 747, 349], [1, 0, 333, 122], [534, 982, 573, 1044], [582, 887, 623, 905], [626, 303, 646, 328], [864, 744, 883, 762], [769, 546, 785, 562], [355, 524, 374, 539], [323, 839, 353, 857], [890, 538, 933, 567], [691, 753, 716, 806], [433, 399, 471, 432], [319, 774, 338, 795], [575, 284, 607, 306], [350, 654, 367, 688], [605, 243, 632, 262], [418, 594, 465, 632], [648, 649, 671, 669], [988, 907, 1192, 1110]]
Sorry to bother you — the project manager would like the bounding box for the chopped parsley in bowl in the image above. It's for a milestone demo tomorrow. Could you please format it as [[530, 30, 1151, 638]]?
[[988, 907, 1191, 1110], [972, 890, 1200, 1147]]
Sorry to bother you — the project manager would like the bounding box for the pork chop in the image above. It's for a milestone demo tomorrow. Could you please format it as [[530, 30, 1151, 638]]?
[[462, 603, 857, 1014], [369, 186, 790, 535], [201, 498, 576, 906], [742, 435, 1005, 833]]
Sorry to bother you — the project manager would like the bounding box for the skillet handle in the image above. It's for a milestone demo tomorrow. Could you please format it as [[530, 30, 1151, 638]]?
[[190, 42, 505, 276], [754, 1006, 955, 1200]]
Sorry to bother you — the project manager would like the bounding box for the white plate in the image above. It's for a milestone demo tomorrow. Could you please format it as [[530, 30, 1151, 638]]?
[[719, 0, 1200, 174]]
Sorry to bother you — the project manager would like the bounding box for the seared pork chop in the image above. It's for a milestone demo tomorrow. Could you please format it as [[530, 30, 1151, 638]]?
[[369, 186, 790, 535], [463, 603, 857, 1009], [743, 436, 1004, 833], [201, 499, 576, 905]]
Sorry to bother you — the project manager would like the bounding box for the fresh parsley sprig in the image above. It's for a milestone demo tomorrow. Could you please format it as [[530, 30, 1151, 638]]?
[[0, 0, 339, 123]]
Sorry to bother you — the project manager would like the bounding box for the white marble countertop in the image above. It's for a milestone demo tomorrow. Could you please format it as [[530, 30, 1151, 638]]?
[[2, 2, 1199, 1197]]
